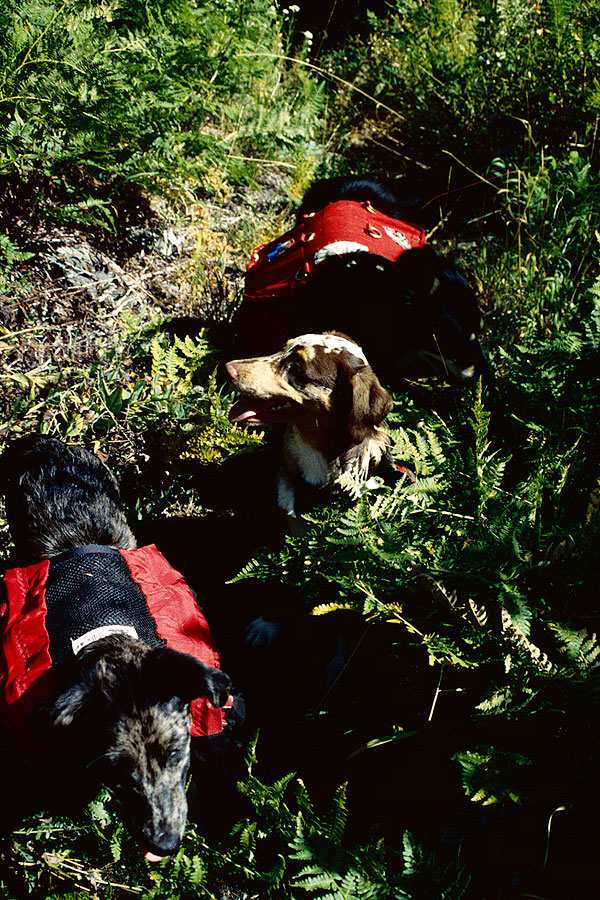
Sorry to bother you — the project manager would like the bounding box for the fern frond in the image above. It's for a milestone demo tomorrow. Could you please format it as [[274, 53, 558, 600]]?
[[475, 689, 509, 715], [454, 746, 533, 806], [320, 785, 348, 847], [550, 623, 600, 670], [501, 608, 554, 673], [401, 830, 423, 877], [311, 602, 355, 616], [468, 597, 488, 629]]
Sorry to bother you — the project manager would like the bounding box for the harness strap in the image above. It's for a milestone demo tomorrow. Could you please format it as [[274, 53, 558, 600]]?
[[245, 200, 426, 304], [54, 544, 120, 560]]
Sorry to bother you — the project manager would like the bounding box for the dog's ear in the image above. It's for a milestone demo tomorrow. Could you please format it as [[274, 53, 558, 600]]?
[[29, 642, 139, 733], [143, 647, 232, 709], [29, 672, 100, 732], [347, 366, 393, 443]]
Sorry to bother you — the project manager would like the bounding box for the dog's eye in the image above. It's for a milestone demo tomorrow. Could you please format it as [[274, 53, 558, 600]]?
[[167, 748, 184, 765], [286, 360, 302, 380]]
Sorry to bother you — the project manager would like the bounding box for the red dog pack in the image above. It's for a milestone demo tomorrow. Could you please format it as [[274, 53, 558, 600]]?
[[233, 199, 426, 356], [0, 544, 227, 737]]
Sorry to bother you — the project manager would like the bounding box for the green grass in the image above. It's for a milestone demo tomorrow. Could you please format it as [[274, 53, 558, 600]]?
[[0, 0, 326, 230]]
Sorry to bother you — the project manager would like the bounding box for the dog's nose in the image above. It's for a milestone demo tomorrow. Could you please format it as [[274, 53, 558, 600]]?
[[225, 362, 239, 380], [142, 832, 181, 859]]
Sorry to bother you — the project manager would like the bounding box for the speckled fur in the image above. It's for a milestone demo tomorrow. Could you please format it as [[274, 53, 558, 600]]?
[[0, 433, 135, 562], [0, 435, 231, 857]]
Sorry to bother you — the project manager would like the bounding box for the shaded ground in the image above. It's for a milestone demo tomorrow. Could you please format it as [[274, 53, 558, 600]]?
[[1, 169, 290, 403]]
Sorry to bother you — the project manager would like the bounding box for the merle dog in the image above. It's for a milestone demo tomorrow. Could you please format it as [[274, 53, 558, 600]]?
[[0, 434, 232, 860]]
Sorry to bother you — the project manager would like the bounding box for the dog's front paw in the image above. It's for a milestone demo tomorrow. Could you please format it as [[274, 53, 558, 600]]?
[[204, 667, 232, 708], [245, 616, 285, 648]]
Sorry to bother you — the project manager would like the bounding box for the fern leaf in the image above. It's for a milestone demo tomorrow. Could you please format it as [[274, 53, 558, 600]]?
[[320, 785, 348, 847], [501, 609, 554, 673], [550, 623, 600, 670], [468, 598, 488, 628], [311, 602, 356, 616]]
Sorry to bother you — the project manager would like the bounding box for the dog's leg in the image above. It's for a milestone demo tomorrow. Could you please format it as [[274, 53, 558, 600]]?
[[276, 465, 296, 518], [276, 466, 307, 537], [243, 468, 305, 648]]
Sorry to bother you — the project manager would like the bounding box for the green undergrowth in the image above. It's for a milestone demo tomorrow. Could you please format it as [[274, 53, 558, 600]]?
[[321, 0, 598, 179], [0, 313, 262, 515], [0, 739, 469, 899], [0, 0, 326, 230]]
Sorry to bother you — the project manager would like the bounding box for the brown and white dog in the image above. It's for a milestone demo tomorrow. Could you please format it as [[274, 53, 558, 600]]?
[[226, 332, 393, 533]]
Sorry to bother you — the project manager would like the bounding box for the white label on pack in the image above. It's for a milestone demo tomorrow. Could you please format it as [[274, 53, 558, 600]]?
[[71, 624, 139, 655]]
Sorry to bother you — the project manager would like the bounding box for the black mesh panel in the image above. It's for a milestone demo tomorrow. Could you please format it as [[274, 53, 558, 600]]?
[[45, 547, 164, 665]]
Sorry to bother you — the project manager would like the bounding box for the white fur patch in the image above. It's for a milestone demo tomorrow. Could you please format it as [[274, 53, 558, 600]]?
[[361, 437, 385, 475], [288, 333, 368, 366], [287, 427, 331, 486], [314, 241, 369, 264], [71, 624, 138, 655]]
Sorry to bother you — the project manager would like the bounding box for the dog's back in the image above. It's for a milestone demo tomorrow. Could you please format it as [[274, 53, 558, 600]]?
[[290, 245, 486, 383], [296, 174, 423, 224], [234, 174, 490, 384], [0, 434, 135, 561]]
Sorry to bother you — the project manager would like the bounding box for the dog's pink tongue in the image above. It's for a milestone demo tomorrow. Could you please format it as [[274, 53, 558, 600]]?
[[144, 851, 167, 862], [228, 398, 267, 424]]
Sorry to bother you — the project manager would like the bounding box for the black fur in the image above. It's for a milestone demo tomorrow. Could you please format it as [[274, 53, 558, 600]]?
[[296, 174, 422, 224], [291, 175, 491, 385], [0, 433, 135, 562], [0, 434, 232, 858]]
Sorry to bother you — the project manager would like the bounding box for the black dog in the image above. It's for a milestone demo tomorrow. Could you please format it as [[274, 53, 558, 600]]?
[[296, 173, 421, 222], [233, 174, 489, 387], [0, 434, 232, 860]]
